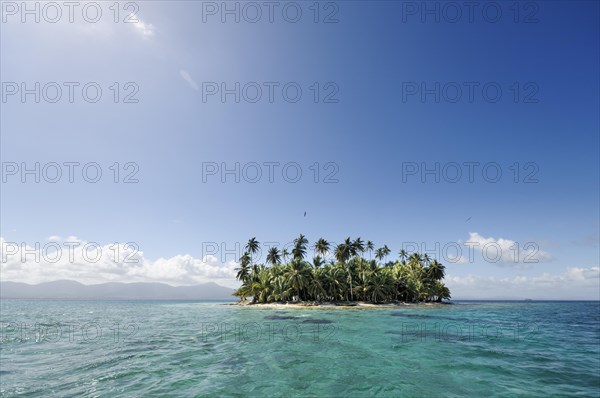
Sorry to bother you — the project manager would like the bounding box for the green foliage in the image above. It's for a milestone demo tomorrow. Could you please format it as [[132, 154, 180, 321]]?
[[232, 236, 451, 304]]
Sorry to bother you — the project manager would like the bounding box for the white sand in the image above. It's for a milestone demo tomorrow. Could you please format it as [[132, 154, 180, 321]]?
[[226, 301, 449, 309]]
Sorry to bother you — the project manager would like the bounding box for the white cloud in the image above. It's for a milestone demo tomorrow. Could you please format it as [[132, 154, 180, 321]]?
[[179, 70, 199, 91], [446, 267, 600, 300], [0, 238, 238, 288], [46, 235, 80, 242], [131, 19, 155, 38], [463, 232, 553, 267]]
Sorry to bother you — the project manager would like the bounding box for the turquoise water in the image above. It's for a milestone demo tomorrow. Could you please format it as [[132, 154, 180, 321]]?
[[1, 300, 598, 397]]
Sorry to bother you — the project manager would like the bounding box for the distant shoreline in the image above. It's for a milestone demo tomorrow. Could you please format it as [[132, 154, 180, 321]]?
[[228, 301, 452, 309]]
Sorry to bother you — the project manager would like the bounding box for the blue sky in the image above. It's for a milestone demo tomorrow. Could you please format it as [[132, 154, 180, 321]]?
[[1, 1, 599, 299]]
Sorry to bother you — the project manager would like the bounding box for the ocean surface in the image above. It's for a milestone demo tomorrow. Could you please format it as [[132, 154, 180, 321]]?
[[1, 300, 598, 397]]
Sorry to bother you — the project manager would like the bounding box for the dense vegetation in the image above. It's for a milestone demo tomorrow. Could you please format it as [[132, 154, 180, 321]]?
[[233, 235, 451, 304]]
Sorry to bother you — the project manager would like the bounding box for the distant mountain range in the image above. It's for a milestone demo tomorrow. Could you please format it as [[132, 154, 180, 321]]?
[[0, 280, 236, 300]]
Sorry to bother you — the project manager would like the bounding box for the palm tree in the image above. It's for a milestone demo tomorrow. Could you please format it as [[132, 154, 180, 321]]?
[[376, 245, 391, 264], [433, 281, 451, 302], [250, 263, 261, 281], [335, 238, 354, 300], [266, 247, 281, 266], [398, 249, 408, 262], [428, 260, 446, 281], [292, 234, 308, 261], [309, 267, 327, 302], [235, 252, 251, 282], [352, 237, 365, 257], [366, 241, 375, 260], [391, 264, 407, 301], [375, 248, 384, 264], [251, 270, 272, 303], [322, 265, 347, 301], [382, 245, 391, 263], [405, 274, 422, 302], [356, 257, 370, 280], [271, 274, 293, 302], [314, 238, 330, 259], [312, 256, 325, 269], [282, 248, 290, 263], [233, 284, 252, 302], [334, 239, 352, 264], [409, 252, 422, 265], [354, 270, 371, 301], [423, 253, 431, 266], [285, 260, 310, 301], [370, 270, 394, 303], [245, 237, 260, 264]]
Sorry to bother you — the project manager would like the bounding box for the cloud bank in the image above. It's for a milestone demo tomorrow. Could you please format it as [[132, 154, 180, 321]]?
[[462, 232, 553, 266], [0, 237, 238, 288], [447, 267, 600, 300]]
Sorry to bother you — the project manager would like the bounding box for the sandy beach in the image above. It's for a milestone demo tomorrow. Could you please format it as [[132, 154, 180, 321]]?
[[227, 301, 451, 309]]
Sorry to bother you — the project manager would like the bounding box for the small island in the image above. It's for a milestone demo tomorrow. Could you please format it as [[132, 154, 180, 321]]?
[[233, 235, 451, 306]]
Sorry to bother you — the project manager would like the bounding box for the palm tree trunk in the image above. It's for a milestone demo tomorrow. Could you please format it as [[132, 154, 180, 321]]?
[[349, 275, 353, 301]]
